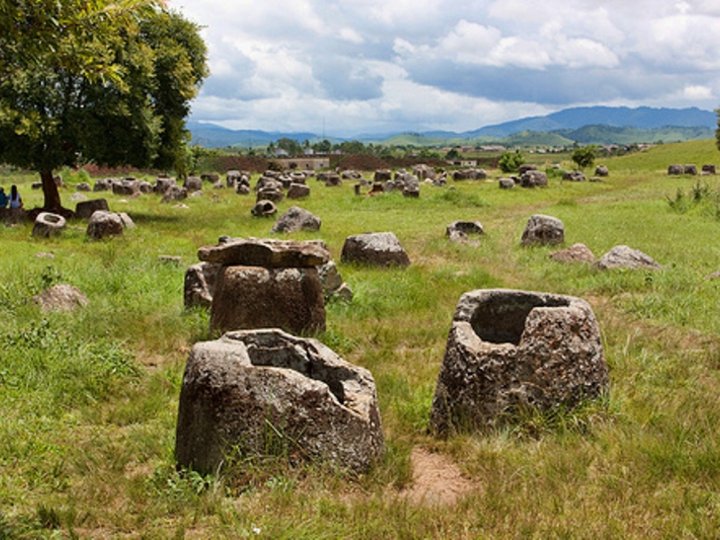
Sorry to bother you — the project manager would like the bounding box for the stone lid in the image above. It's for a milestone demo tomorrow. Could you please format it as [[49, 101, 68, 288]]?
[[198, 237, 330, 268]]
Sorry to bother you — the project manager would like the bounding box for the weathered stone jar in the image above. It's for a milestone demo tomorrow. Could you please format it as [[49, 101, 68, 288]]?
[[175, 329, 384, 474], [430, 289, 608, 435]]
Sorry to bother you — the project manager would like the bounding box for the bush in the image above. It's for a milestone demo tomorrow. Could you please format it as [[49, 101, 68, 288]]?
[[498, 150, 524, 173], [571, 145, 597, 169]]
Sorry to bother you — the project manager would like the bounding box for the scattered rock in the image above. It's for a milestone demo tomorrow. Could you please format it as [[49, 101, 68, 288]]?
[[563, 171, 586, 182], [318, 261, 353, 302], [287, 183, 310, 199], [33, 284, 89, 312], [154, 177, 177, 194], [684, 164, 698, 175], [520, 170, 548, 188], [184, 262, 222, 309], [499, 178, 515, 189], [706, 270, 720, 280], [175, 328, 384, 474], [76, 182, 91, 192], [32, 212, 66, 238], [521, 214, 564, 246], [251, 200, 278, 217], [702, 164, 716, 175], [272, 206, 321, 234], [430, 289, 608, 434], [86, 211, 124, 240], [595, 245, 662, 270], [35, 252, 55, 259], [595, 165, 609, 177], [550, 243, 595, 264], [446, 221, 485, 244], [75, 199, 109, 220], [70, 193, 88, 202], [161, 186, 188, 203], [341, 232, 410, 267], [668, 164, 684, 175], [184, 176, 203, 192], [117, 212, 135, 229]]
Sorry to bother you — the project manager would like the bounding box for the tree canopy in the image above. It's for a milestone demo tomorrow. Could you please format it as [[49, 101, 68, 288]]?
[[0, 0, 208, 214], [571, 145, 597, 169]]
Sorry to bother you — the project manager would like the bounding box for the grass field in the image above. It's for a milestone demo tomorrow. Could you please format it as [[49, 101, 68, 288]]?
[[1, 139, 720, 538]]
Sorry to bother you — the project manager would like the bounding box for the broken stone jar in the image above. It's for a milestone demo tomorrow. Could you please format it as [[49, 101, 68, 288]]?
[[175, 328, 385, 474], [430, 289, 608, 435]]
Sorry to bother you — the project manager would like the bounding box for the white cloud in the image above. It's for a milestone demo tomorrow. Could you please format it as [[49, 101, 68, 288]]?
[[682, 85, 713, 100], [169, 0, 720, 134]]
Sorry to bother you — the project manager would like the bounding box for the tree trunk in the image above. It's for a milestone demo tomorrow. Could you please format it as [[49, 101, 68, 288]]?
[[37, 169, 74, 218]]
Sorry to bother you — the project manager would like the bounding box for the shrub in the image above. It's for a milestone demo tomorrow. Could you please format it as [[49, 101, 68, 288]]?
[[498, 150, 524, 173]]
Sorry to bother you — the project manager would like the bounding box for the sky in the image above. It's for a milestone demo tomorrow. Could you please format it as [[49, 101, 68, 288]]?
[[170, 0, 720, 137]]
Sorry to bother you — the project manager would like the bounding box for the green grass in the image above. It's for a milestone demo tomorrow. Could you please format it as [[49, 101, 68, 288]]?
[[2, 144, 720, 537]]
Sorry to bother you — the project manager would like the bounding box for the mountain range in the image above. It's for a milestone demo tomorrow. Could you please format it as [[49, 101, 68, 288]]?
[[189, 106, 717, 148]]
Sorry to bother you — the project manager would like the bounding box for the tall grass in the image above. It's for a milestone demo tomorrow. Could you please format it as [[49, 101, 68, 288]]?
[[2, 144, 720, 536]]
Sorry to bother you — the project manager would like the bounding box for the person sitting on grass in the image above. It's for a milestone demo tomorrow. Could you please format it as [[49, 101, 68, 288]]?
[[9, 185, 23, 209], [0, 187, 7, 209]]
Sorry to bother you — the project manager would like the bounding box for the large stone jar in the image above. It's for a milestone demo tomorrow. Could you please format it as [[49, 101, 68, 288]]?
[[430, 289, 608, 435], [175, 329, 384, 474]]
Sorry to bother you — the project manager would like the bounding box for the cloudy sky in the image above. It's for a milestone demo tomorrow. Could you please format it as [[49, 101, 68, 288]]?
[[170, 0, 720, 136]]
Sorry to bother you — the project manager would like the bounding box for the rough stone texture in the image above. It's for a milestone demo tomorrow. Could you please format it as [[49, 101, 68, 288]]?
[[318, 261, 353, 301], [287, 183, 310, 199], [563, 171, 586, 182], [86, 210, 124, 239], [154, 177, 176, 194], [184, 262, 222, 309], [93, 178, 113, 192], [33, 284, 89, 312], [341, 232, 410, 267], [595, 165, 609, 177], [550, 243, 595, 264], [75, 199, 109, 219], [184, 176, 203, 192], [161, 186, 188, 203], [199, 237, 329, 268], [521, 214, 565, 246], [112, 180, 139, 196], [684, 164, 698, 175], [499, 178, 515, 189], [595, 245, 662, 270], [175, 328, 384, 474], [446, 221, 485, 244], [430, 289, 608, 435], [520, 170, 548, 188], [76, 182, 91, 192], [374, 169, 392, 182], [210, 266, 325, 334], [32, 212, 66, 238], [117, 212, 135, 229], [702, 164, 716, 175], [257, 187, 284, 203], [668, 164, 684, 175], [272, 206, 321, 234], [236, 184, 251, 195], [138, 181, 153, 194], [251, 200, 278, 217]]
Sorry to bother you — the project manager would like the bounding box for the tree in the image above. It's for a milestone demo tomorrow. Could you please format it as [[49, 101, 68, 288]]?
[[0, 0, 208, 216], [571, 145, 597, 170], [498, 150, 524, 173]]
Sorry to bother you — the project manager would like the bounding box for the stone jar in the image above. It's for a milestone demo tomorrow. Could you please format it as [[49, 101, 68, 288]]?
[[430, 289, 608, 435]]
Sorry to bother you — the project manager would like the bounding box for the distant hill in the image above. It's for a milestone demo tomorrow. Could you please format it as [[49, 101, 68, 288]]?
[[466, 106, 716, 138], [188, 106, 717, 148]]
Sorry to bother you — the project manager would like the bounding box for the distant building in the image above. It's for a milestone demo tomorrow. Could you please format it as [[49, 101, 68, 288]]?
[[274, 157, 330, 171], [450, 159, 478, 167]]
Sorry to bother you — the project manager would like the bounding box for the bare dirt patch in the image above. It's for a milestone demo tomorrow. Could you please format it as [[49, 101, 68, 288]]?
[[398, 447, 475, 506]]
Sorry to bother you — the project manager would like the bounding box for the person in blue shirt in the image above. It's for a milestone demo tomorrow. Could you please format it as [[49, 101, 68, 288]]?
[[0, 187, 7, 208], [9, 185, 22, 209]]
